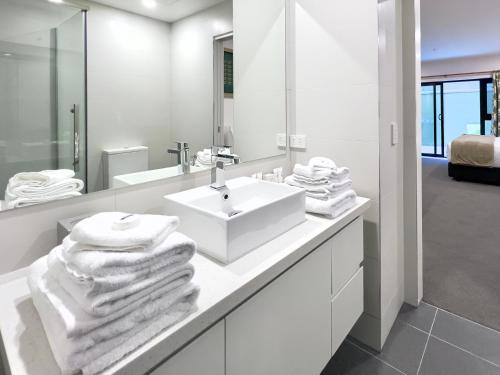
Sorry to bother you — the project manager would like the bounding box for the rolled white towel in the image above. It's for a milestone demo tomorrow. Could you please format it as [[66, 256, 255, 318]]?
[[69, 212, 179, 249], [305, 189, 357, 218], [8, 169, 75, 189], [29, 262, 199, 375], [4, 191, 82, 209], [308, 156, 337, 170]]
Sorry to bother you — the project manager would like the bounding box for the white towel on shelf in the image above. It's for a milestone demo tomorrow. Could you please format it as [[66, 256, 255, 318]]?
[[305, 189, 357, 218], [4, 191, 82, 209], [196, 149, 213, 166], [293, 164, 332, 180], [69, 212, 179, 249], [29, 265, 199, 375], [7, 169, 75, 189], [61, 231, 195, 277]]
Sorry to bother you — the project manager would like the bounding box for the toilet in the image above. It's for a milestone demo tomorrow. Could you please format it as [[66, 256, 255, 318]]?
[[102, 146, 149, 189]]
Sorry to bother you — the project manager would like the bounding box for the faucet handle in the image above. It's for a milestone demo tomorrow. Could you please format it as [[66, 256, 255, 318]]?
[[172, 141, 189, 150]]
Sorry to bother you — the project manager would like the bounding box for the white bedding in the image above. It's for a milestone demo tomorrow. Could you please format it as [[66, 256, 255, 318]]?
[[447, 137, 500, 167]]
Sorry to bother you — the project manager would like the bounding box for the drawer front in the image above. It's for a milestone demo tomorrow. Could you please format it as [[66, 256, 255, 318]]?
[[332, 217, 363, 296], [332, 267, 364, 354]]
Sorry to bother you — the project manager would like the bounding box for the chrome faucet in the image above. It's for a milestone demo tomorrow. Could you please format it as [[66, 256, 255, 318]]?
[[210, 146, 240, 190], [167, 141, 190, 173]]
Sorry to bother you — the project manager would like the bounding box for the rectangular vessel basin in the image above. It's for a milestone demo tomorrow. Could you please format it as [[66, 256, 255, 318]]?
[[164, 177, 305, 263]]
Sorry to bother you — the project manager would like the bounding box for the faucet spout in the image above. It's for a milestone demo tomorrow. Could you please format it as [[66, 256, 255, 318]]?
[[168, 141, 190, 173], [210, 147, 240, 190]]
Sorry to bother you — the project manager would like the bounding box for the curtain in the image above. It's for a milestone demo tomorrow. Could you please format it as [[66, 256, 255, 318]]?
[[493, 72, 500, 136]]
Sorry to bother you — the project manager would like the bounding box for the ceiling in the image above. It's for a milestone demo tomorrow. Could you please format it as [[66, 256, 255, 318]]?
[[90, 0, 226, 22], [421, 0, 500, 61]]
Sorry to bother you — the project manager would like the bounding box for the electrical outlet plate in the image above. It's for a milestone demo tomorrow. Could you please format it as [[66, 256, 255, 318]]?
[[276, 133, 287, 147], [290, 134, 307, 149]]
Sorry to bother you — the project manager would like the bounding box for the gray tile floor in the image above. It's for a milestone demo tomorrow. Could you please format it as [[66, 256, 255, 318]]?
[[322, 302, 500, 375]]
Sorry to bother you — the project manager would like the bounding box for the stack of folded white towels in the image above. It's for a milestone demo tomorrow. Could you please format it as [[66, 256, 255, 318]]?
[[4, 169, 84, 209], [28, 212, 199, 375], [285, 157, 357, 218], [195, 148, 214, 166]]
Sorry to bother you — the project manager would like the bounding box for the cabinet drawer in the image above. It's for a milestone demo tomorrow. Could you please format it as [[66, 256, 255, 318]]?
[[332, 267, 364, 354], [332, 217, 363, 296]]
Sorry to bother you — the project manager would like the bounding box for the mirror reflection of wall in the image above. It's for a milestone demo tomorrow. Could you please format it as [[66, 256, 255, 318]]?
[[0, 0, 287, 212]]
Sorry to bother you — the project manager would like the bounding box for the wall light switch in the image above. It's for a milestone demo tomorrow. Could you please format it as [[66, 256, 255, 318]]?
[[391, 122, 398, 146], [276, 133, 287, 147], [290, 134, 307, 149]]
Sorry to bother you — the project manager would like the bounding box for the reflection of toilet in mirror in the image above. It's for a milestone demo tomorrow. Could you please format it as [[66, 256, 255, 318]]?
[[102, 146, 149, 189]]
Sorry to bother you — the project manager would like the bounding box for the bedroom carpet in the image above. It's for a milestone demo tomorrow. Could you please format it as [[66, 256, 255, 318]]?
[[422, 157, 500, 332]]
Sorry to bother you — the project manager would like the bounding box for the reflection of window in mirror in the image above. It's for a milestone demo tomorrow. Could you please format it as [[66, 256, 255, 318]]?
[[214, 34, 234, 148]]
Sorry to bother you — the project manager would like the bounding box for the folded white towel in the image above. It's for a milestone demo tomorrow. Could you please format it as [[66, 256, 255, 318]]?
[[50, 240, 195, 297], [305, 190, 357, 218], [69, 212, 179, 249], [6, 178, 84, 199], [29, 263, 199, 375], [8, 169, 75, 189], [31, 260, 196, 339], [4, 191, 82, 209], [61, 231, 195, 277], [49, 252, 195, 318], [293, 164, 332, 180], [308, 156, 337, 170], [285, 175, 352, 194]]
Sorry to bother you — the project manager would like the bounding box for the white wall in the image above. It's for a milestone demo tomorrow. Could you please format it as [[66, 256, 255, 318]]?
[[86, 3, 172, 192], [169, 1, 233, 156], [233, 0, 287, 162], [293, 0, 383, 349], [377, 0, 405, 345], [422, 53, 500, 78]]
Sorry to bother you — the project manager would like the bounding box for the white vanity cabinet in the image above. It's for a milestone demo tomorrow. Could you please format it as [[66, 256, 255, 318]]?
[[225, 217, 364, 375], [226, 240, 332, 375], [150, 320, 225, 375]]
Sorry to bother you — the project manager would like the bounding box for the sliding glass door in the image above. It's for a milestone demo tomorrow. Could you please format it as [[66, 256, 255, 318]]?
[[422, 83, 443, 156], [421, 78, 493, 157]]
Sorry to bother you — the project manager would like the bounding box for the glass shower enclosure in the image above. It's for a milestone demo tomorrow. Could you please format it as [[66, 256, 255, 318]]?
[[0, 1, 87, 194]]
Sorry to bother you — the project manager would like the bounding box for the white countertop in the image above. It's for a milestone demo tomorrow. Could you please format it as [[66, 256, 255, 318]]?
[[0, 197, 370, 375]]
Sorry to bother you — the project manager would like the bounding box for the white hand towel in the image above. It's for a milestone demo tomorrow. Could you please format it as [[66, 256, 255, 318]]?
[[305, 190, 357, 218], [293, 164, 332, 180], [4, 191, 82, 209], [61, 231, 195, 277], [292, 174, 330, 185], [308, 156, 337, 170], [29, 266, 199, 375], [69, 212, 179, 248], [285, 175, 352, 194], [8, 169, 75, 189]]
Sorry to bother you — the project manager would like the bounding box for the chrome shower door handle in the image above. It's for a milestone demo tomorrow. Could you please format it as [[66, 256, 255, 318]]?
[[71, 104, 80, 172]]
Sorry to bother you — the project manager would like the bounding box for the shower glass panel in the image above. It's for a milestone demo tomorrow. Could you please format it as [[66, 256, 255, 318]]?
[[0, 2, 86, 196], [56, 11, 87, 189]]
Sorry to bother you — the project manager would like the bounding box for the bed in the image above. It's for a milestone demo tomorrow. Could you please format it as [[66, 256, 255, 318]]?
[[448, 136, 500, 185]]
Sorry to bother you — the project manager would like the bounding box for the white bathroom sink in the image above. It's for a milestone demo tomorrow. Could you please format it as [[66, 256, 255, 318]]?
[[112, 165, 210, 188], [164, 177, 306, 263]]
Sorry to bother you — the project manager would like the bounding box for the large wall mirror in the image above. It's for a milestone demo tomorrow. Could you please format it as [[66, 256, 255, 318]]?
[[0, 0, 287, 211]]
